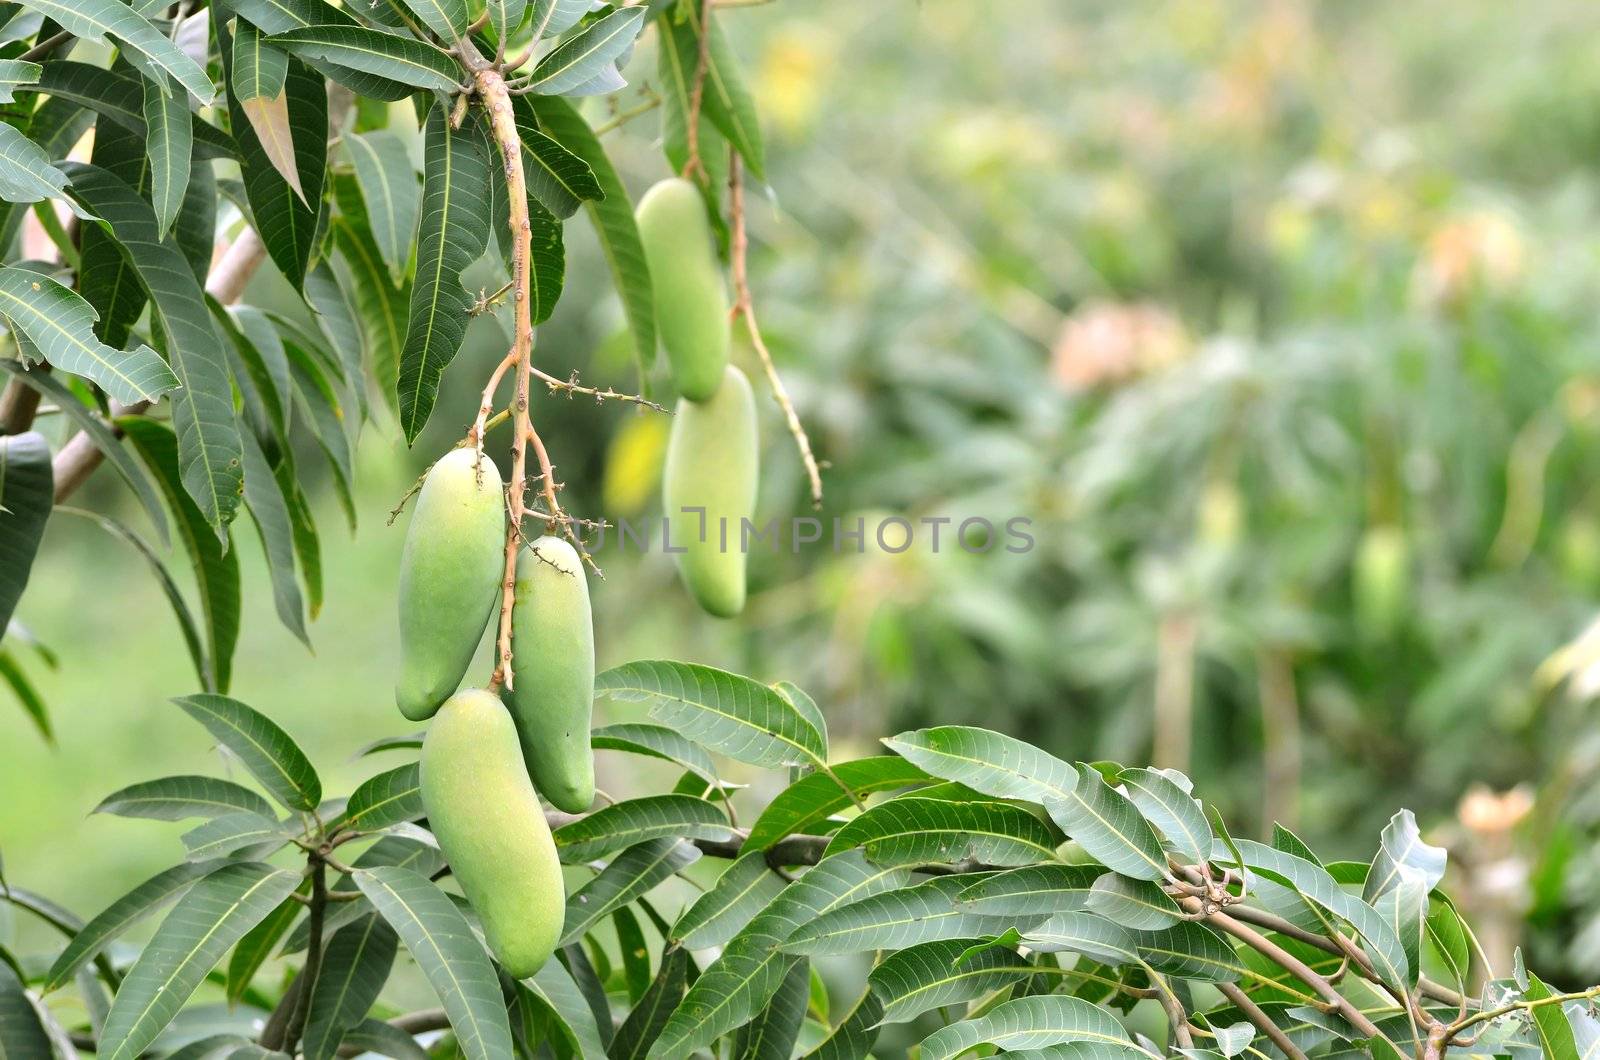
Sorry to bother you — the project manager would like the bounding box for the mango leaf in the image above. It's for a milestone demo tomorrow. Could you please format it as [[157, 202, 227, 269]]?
[[344, 130, 417, 284], [226, 889, 302, 1002], [120, 418, 240, 690], [0, 59, 39, 101], [141, 72, 191, 235], [784, 875, 1042, 956], [0, 365, 166, 541], [181, 810, 291, 860], [525, 7, 644, 96], [396, 0, 466, 43], [0, 431, 50, 638], [1425, 894, 1470, 990], [1363, 809, 1447, 902], [1370, 872, 1428, 987], [396, 102, 491, 442], [98, 863, 299, 1060], [354, 866, 514, 1060], [1085, 874, 1183, 930], [918, 994, 1144, 1060], [340, 1019, 429, 1060], [303, 914, 398, 1060], [731, 957, 809, 1060], [239, 428, 309, 645], [527, 0, 585, 39], [485, 0, 523, 52], [331, 175, 408, 416], [70, 169, 243, 536], [0, 959, 50, 1056], [282, 836, 444, 954], [661, 0, 762, 179], [42, 860, 222, 991], [553, 795, 732, 863], [744, 756, 931, 851], [883, 726, 1077, 806], [1525, 972, 1580, 1060], [1020, 912, 1139, 965], [173, 693, 322, 811], [649, 852, 910, 1059], [94, 775, 276, 822], [12, 0, 215, 103], [561, 838, 699, 947], [340, 762, 423, 832], [824, 796, 1064, 867], [521, 957, 610, 1058], [227, 0, 413, 99], [0, 267, 176, 404], [1046, 768, 1171, 882], [956, 864, 1105, 916], [672, 850, 786, 950], [232, 22, 303, 203], [592, 722, 718, 783], [596, 660, 826, 770], [267, 26, 463, 93], [608, 947, 689, 1060], [526, 95, 654, 377], [514, 115, 601, 220], [28, 61, 230, 158], [870, 938, 1035, 1025], [806, 991, 882, 1060], [1131, 921, 1243, 982], [0, 647, 49, 740], [220, 24, 325, 289], [1117, 768, 1212, 867]]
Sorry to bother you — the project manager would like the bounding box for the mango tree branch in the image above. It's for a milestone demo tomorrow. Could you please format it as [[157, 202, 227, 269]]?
[[728, 152, 824, 507]]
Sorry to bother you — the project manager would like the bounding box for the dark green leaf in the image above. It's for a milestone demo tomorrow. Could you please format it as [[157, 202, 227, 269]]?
[[26, 61, 232, 158], [180, 810, 290, 860], [661, 0, 762, 178], [1046, 768, 1170, 882], [917, 994, 1141, 1060], [608, 947, 688, 1060], [0, 959, 50, 1057], [561, 838, 699, 947], [339, 1018, 429, 1060], [744, 756, 930, 850], [226, 889, 302, 1002], [870, 938, 1035, 1025], [12, 0, 215, 103], [732, 957, 808, 1060], [0, 431, 50, 639], [142, 71, 191, 235], [526, 7, 643, 96], [94, 775, 276, 822], [173, 693, 322, 811], [956, 864, 1105, 916], [591, 723, 718, 783], [341, 762, 424, 832], [522, 956, 609, 1058], [883, 726, 1077, 805], [672, 850, 786, 950], [552, 795, 732, 862], [239, 428, 309, 644], [344, 130, 418, 285], [267, 26, 462, 93], [784, 875, 1041, 956], [824, 796, 1064, 867], [303, 914, 398, 1060]]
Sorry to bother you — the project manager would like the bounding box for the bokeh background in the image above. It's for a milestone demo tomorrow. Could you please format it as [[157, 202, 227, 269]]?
[[8, 0, 1600, 990]]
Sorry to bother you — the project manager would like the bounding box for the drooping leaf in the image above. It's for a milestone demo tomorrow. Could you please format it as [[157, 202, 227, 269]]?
[[12, 0, 215, 103], [1363, 810, 1447, 902], [522, 956, 610, 1058], [119, 418, 241, 690], [823, 796, 1064, 867], [232, 22, 303, 203], [744, 756, 931, 850], [239, 428, 309, 644], [172, 693, 322, 811], [561, 838, 700, 947], [396, 102, 491, 442], [267, 25, 463, 93], [1046, 768, 1171, 882], [526, 95, 654, 377], [917, 994, 1144, 1060], [671, 851, 787, 951], [596, 660, 827, 770], [26, 61, 232, 157], [0, 959, 50, 1056], [591, 722, 718, 783], [303, 914, 398, 1060], [174, 158, 218, 287], [525, 194, 565, 325], [731, 957, 809, 1060], [883, 726, 1078, 805], [339, 1019, 429, 1060], [94, 775, 276, 822], [784, 874, 1042, 956], [525, 6, 644, 96], [98, 863, 299, 1060], [227, 0, 413, 100], [0, 122, 79, 217], [282, 836, 444, 954], [0, 267, 176, 404], [142, 72, 192, 235], [0, 431, 51, 639], [608, 947, 689, 1060], [340, 762, 424, 832], [220, 24, 325, 289], [395, 0, 466, 43], [510, 99, 601, 220], [354, 866, 514, 1060], [344, 130, 418, 284], [0, 366, 166, 542], [225, 889, 302, 1002], [552, 795, 733, 863], [331, 174, 408, 416], [955, 864, 1105, 916], [660, 0, 762, 179], [69, 169, 244, 536], [0, 647, 49, 740]]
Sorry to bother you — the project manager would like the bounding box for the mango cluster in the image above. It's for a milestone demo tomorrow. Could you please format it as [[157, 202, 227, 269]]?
[[395, 451, 596, 977], [637, 177, 760, 617]]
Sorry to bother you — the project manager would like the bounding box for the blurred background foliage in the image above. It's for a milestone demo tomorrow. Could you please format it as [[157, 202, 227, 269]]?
[[8, 0, 1600, 989]]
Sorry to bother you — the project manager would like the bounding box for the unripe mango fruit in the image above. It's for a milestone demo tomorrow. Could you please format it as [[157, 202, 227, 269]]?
[[636, 177, 729, 402], [420, 689, 563, 978], [663, 364, 759, 617], [396, 448, 505, 721], [504, 535, 596, 814]]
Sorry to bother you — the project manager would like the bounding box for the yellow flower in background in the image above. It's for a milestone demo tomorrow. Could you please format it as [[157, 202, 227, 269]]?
[[601, 411, 670, 518], [1412, 210, 1526, 307], [1050, 301, 1190, 391], [757, 23, 836, 139]]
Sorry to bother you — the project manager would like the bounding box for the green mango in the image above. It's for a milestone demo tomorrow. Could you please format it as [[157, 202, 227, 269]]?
[[504, 535, 595, 814], [636, 177, 730, 402], [663, 364, 759, 617], [396, 447, 505, 721], [420, 689, 563, 978]]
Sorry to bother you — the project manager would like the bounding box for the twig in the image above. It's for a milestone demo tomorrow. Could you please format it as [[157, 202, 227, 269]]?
[[0, 366, 44, 435], [1444, 983, 1600, 1041], [532, 367, 668, 411], [679, 0, 714, 183], [1219, 982, 1311, 1060], [728, 152, 824, 508], [18, 29, 72, 62], [592, 92, 662, 136]]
